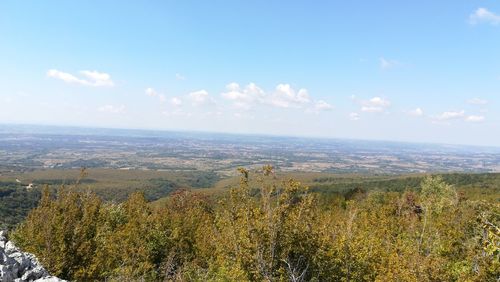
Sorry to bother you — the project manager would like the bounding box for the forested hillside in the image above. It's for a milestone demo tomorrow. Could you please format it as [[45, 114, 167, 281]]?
[[10, 167, 500, 281], [1, 170, 499, 231], [0, 169, 221, 229], [0, 181, 41, 230]]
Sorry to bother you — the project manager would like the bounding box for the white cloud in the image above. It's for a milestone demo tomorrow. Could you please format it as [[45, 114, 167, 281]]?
[[358, 96, 391, 113], [80, 71, 114, 87], [467, 98, 488, 105], [306, 100, 334, 114], [145, 87, 166, 103], [98, 105, 125, 114], [147, 82, 328, 115], [221, 82, 319, 110], [175, 73, 186, 80], [367, 97, 390, 107], [188, 90, 213, 106], [47, 69, 114, 87], [433, 110, 485, 123], [435, 110, 465, 120], [408, 107, 424, 116], [221, 82, 265, 109], [170, 97, 183, 107], [145, 87, 157, 97], [380, 57, 400, 70], [314, 100, 333, 111], [469, 8, 500, 25], [465, 115, 485, 122], [269, 84, 311, 108], [349, 112, 360, 121], [47, 70, 87, 85]]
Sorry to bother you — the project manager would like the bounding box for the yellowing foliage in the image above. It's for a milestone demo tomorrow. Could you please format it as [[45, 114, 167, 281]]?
[[12, 169, 500, 281]]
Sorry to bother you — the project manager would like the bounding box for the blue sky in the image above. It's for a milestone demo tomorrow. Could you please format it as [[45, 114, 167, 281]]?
[[0, 1, 499, 146]]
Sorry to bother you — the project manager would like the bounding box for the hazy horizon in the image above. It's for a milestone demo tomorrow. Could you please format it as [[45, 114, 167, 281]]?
[[1, 122, 500, 150], [1, 1, 499, 146]]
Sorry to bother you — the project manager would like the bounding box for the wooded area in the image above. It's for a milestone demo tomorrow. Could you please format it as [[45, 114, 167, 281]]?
[[10, 167, 499, 281]]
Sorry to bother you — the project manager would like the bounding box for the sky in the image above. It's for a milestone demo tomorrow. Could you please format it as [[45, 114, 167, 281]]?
[[0, 1, 499, 146]]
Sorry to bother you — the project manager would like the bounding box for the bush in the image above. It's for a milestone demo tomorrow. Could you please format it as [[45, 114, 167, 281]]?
[[12, 168, 500, 281]]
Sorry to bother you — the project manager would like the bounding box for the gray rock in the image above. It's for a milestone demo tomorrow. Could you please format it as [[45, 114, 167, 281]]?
[[0, 231, 66, 282], [34, 276, 66, 282], [1, 250, 6, 264], [5, 241, 18, 255], [0, 230, 7, 242], [21, 265, 48, 281], [10, 252, 31, 273], [0, 264, 16, 282]]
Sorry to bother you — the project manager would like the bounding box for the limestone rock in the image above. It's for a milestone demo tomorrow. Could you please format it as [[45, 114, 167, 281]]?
[[34, 277, 66, 282], [0, 231, 66, 282]]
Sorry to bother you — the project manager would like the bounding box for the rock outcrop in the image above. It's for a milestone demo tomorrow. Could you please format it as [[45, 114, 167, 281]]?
[[0, 231, 66, 282]]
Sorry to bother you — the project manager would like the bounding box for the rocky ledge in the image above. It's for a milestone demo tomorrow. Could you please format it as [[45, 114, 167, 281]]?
[[0, 231, 65, 282]]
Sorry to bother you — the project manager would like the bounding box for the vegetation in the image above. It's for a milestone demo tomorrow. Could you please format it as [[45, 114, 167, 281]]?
[[310, 172, 500, 202], [0, 169, 224, 229], [0, 182, 41, 230], [11, 166, 500, 281]]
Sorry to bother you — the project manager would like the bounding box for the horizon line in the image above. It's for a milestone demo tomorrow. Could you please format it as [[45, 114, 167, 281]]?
[[1, 122, 499, 150]]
